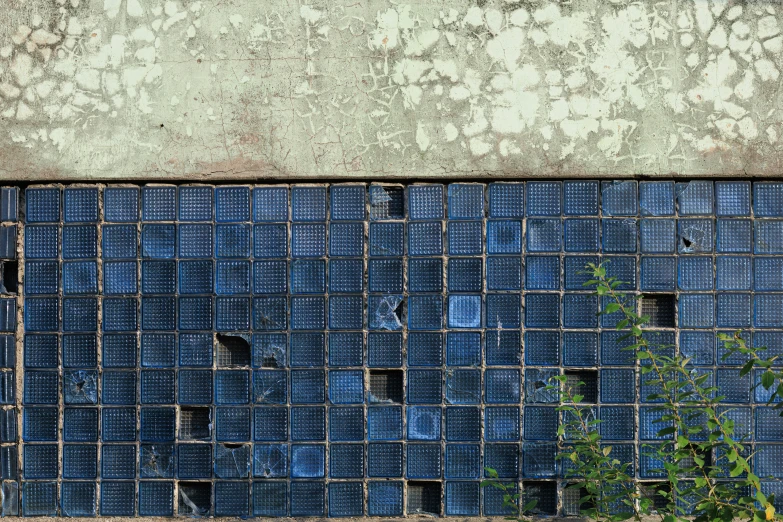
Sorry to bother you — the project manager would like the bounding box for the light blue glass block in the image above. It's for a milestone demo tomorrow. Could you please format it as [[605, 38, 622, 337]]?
[[485, 406, 519, 441], [525, 293, 559, 328], [564, 218, 599, 252], [408, 295, 442, 330], [253, 186, 288, 222], [23, 407, 58, 441], [330, 185, 365, 221], [756, 407, 783, 440], [485, 330, 520, 366], [448, 183, 484, 219], [24, 444, 58, 478], [104, 187, 139, 222], [101, 445, 136, 479], [448, 221, 482, 255], [407, 406, 441, 440], [599, 369, 635, 403], [214, 481, 249, 517], [755, 294, 783, 327], [408, 332, 443, 366], [22, 481, 57, 516], [25, 297, 58, 332], [445, 369, 480, 404], [445, 444, 481, 478], [328, 222, 363, 257], [329, 259, 363, 293], [486, 256, 521, 291], [368, 258, 403, 293], [639, 406, 673, 440], [522, 442, 556, 478], [24, 334, 57, 368], [141, 185, 176, 221], [715, 181, 750, 216], [104, 261, 137, 295], [755, 220, 783, 254], [677, 256, 713, 290], [524, 368, 559, 404], [63, 224, 98, 259], [253, 407, 288, 441], [25, 260, 59, 294], [717, 293, 752, 328], [525, 255, 559, 290], [253, 224, 287, 258], [26, 224, 59, 259], [328, 370, 363, 404], [64, 187, 98, 222], [714, 255, 751, 291], [679, 294, 714, 328], [368, 406, 403, 440], [601, 181, 637, 216], [408, 258, 443, 293], [23, 370, 58, 404], [101, 407, 136, 441], [526, 218, 561, 252], [368, 222, 402, 256], [447, 295, 481, 329], [676, 181, 713, 215], [291, 223, 326, 257], [140, 369, 175, 404], [290, 259, 325, 294], [329, 482, 363, 517], [717, 218, 752, 253], [408, 185, 444, 220], [523, 406, 558, 441], [640, 219, 676, 253], [253, 481, 287, 517], [484, 443, 519, 478], [486, 294, 521, 329], [369, 185, 405, 220], [445, 481, 479, 516], [291, 186, 327, 221], [446, 332, 480, 366], [408, 221, 442, 256], [178, 185, 212, 221], [290, 444, 325, 478], [26, 187, 60, 223], [679, 331, 714, 365], [407, 444, 442, 479], [368, 481, 403, 516], [524, 331, 559, 366], [329, 442, 364, 475], [444, 406, 480, 441], [757, 259, 783, 293], [485, 369, 520, 404], [563, 294, 598, 328], [754, 445, 783, 478], [290, 370, 324, 404], [367, 332, 402, 367], [562, 332, 598, 367], [563, 180, 598, 216], [489, 182, 524, 218], [755, 182, 783, 216], [598, 406, 634, 440], [252, 260, 286, 294], [486, 220, 521, 254], [367, 295, 403, 330], [602, 219, 637, 253]]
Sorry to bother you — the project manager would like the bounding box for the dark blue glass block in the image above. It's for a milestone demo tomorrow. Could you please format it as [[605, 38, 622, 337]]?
[[600, 331, 635, 366], [486, 294, 521, 329], [253, 186, 288, 222], [22, 481, 57, 516], [639, 406, 673, 440], [522, 442, 556, 478], [717, 293, 752, 328], [444, 406, 480, 441], [176, 296, 212, 331], [62, 224, 98, 259], [523, 406, 558, 440], [640, 218, 676, 253], [215, 482, 249, 517], [177, 224, 212, 259], [177, 369, 213, 404], [564, 218, 599, 252], [408, 221, 442, 256], [367, 481, 403, 516], [328, 332, 362, 367], [141, 185, 176, 221], [253, 481, 287, 517], [485, 482, 517, 516], [0, 187, 17, 222], [408, 295, 442, 330], [448, 183, 484, 219], [327, 259, 362, 293], [754, 445, 783, 479], [102, 224, 137, 259], [179, 333, 213, 367], [140, 370, 175, 404], [290, 406, 326, 441], [291, 223, 326, 258], [407, 444, 441, 479], [251, 297, 286, 332], [140, 406, 176, 442], [63, 407, 98, 442], [290, 259, 325, 294], [368, 185, 404, 220], [525, 255, 559, 290], [485, 330, 520, 366], [141, 260, 176, 295], [64, 369, 98, 404], [102, 445, 136, 479], [487, 256, 522, 291], [214, 406, 251, 441], [602, 219, 637, 253], [292, 186, 327, 222], [679, 294, 714, 328], [216, 297, 250, 331], [141, 224, 175, 259], [254, 369, 286, 404], [253, 407, 288, 441], [755, 183, 783, 216], [525, 293, 559, 328], [753, 331, 783, 366], [715, 367, 751, 403], [368, 222, 402, 257], [489, 182, 524, 218], [562, 332, 598, 367], [368, 258, 403, 293], [100, 481, 135, 516], [599, 406, 634, 440], [26, 187, 60, 223], [445, 481, 479, 516], [563, 294, 598, 328], [525, 331, 560, 366], [0, 225, 15, 259], [139, 296, 173, 331], [757, 407, 783, 440], [291, 444, 325, 478], [24, 297, 58, 332], [290, 296, 325, 330], [487, 220, 521, 254], [755, 294, 783, 328], [367, 442, 403, 477], [215, 186, 250, 222], [330, 185, 365, 221], [216, 224, 251, 258], [0, 335, 13, 369], [0, 299, 14, 334], [678, 256, 713, 290], [140, 444, 175, 478], [253, 224, 287, 258], [329, 482, 363, 517], [64, 187, 98, 223], [24, 444, 58, 478], [640, 256, 676, 291], [23, 407, 58, 441], [407, 369, 442, 404], [24, 334, 57, 368], [448, 257, 482, 292], [253, 260, 286, 294], [676, 181, 713, 215], [640, 181, 675, 216], [328, 371, 363, 404], [564, 180, 598, 215], [526, 219, 561, 252], [368, 332, 402, 367], [485, 369, 520, 404], [178, 185, 212, 221], [289, 332, 324, 367], [717, 218, 752, 253], [408, 185, 444, 220], [25, 225, 58, 259], [526, 182, 561, 216], [290, 482, 325, 517], [215, 370, 251, 404], [407, 406, 441, 441], [679, 331, 714, 366], [448, 221, 482, 255], [252, 443, 287, 478], [101, 407, 136, 441], [23, 370, 58, 404], [407, 258, 441, 293], [329, 223, 363, 257], [104, 261, 137, 295], [755, 257, 783, 290], [368, 406, 403, 440], [484, 443, 519, 478], [445, 444, 480, 478], [62, 297, 97, 332], [601, 181, 637, 216], [24, 260, 58, 295], [139, 481, 174, 516], [407, 332, 443, 367], [485, 406, 519, 441], [104, 187, 138, 222], [448, 295, 481, 329], [329, 443, 364, 476], [445, 369, 480, 404]]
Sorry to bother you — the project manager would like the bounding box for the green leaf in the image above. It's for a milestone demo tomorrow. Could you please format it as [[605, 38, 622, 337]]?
[[762, 371, 775, 390], [522, 500, 538, 513]]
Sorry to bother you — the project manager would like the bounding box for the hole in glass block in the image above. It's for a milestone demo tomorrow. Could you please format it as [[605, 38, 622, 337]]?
[[641, 294, 676, 327], [639, 483, 670, 512], [179, 407, 211, 440], [564, 370, 598, 404], [407, 481, 441, 515], [369, 370, 404, 403], [216, 334, 251, 366], [522, 481, 557, 515], [1, 262, 17, 294], [369, 185, 404, 219], [179, 482, 211, 516]]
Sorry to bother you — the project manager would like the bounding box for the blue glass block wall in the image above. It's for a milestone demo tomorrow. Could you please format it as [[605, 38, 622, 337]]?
[[6, 180, 783, 516]]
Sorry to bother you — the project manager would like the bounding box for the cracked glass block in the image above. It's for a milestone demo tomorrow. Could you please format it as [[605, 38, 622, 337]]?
[[639, 181, 675, 216], [253, 186, 288, 222], [369, 185, 404, 220], [368, 442, 403, 477], [26, 187, 60, 223], [564, 180, 598, 215], [445, 369, 480, 404], [215, 443, 251, 478], [602, 181, 638, 215], [64, 370, 98, 404], [329, 482, 363, 517], [253, 224, 287, 258], [253, 370, 286, 404], [178, 185, 213, 221], [525, 368, 559, 404], [329, 222, 363, 257], [331, 185, 365, 221], [448, 183, 484, 219], [291, 186, 327, 222], [140, 444, 175, 478], [253, 443, 287, 478], [215, 186, 250, 222], [676, 181, 713, 215], [487, 220, 521, 254], [368, 481, 403, 516], [64, 187, 98, 223]]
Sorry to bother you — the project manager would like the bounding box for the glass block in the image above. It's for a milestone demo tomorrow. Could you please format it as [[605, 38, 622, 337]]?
[[24, 444, 58, 478], [599, 406, 634, 440], [755, 294, 783, 327], [215, 297, 249, 331], [141, 224, 175, 259], [562, 331, 598, 366], [253, 224, 287, 258], [64, 187, 98, 222], [676, 181, 713, 215], [178, 224, 212, 258], [367, 442, 403, 477], [564, 180, 598, 215], [328, 370, 363, 404], [640, 218, 676, 253], [598, 369, 634, 403], [142, 185, 176, 221], [101, 445, 136, 479], [755, 257, 783, 291], [368, 258, 403, 293], [485, 443, 520, 478], [289, 259, 324, 294], [448, 295, 481, 329], [406, 444, 441, 479], [601, 181, 637, 216], [639, 256, 675, 291], [713, 180, 750, 216], [215, 186, 250, 222], [289, 332, 324, 367], [103, 261, 136, 295], [102, 224, 137, 259], [214, 406, 251, 441], [216, 224, 251, 258], [25, 225, 58, 259], [525, 368, 559, 404], [753, 331, 783, 365], [63, 407, 99, 441], [331, 185, 365, 221], [62, 224, 98, 259], [291, 223, 326, 257], [369, 185, 404, 220], [678, 294, 714, 328], [525, 255, 559, 290], [563, 294, 598, 328], [444, 444, 480, 479], [140, 370, 175, 404], [446, 258, 482, 294], [755, 182, 783, 216], [602, 219, 637, 252], [25, 297, 58, 332], [253, 481, 287, 517], [443, 332, 477, 367], [24, 260, 58, 295], [485, 294, 520, 329], [525, 293, 559, 328], [447, 221, 482, 255], [526, 181, 561, 216], [717, 218, 752, 253], [679, 331, 714, 366], [525, 331, 560, 366], [564, 218, 599, 252], [329, 482, 363, 517], [23, 407, 58, 441], [368, 405, 403, 440], [487, 220, 521, 254], [100, 481, 135, 516], [291, 186, 327, 221], [485, 406, 519, 441], [101, 407, 136, 441], [290, 406, 326, 441], [140, 406, 176, 442], [406, 295, 441, 330], [328, 258, 363, 293], [408, 221, 442, 256], [444, 369, 480, 404], [487, 256, 521, 291], [140, 444, 175, 478], [180, 333, 213, 367], [253, 186, 288, 222], [639, 181, 675, 216], [404, 258, 441, 293], [717, 293, 752, 328], [489, 182, 524, 217], [715, 367, 751, 403], [139, 481, 174, 516], [444, 406, 480, 441], [253, 407, 288, 441], [252, 443, 287, 478], [24, 334, 57, 369], [328, 332, 363, 367], [215, 370, 251, 404], [484, 482, 517, 516], [329, 442, 364, 476], [483, 330, 519, 366], [406, 369, 442, 404], [290, 482, 325, 517], [485, 369, 520, 404], [522, 442, 556, 478], [250, 296, 285, 332], [448, 183, 484, 219], [445, 481, 479, 516], [23, 370, 58, 404], [26, 187, 60, 222], [368, 481, 403, 516], [178, 370, 213, 404], [639, 406, 673, 440], [526, 218, 561, 252], [22, 481, 57, 516], [367, 332, 402, 367], [757, 407, 783, 440], [64, 369, 98, 404], [0, 225, 15, 259], [330, 222, 363, 257], [104, 187, 139, 222], [523, 406, 558, 440], [408, 185, 444, 220], [0, 187, 17, 222], [178, 185, 213, 221], [677, 256, 713, 290], [253, 369, 286, 404], [291, 444, 325, 478]]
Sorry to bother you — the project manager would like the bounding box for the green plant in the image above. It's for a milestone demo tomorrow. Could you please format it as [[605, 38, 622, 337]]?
[[482, 261, 782, 522]]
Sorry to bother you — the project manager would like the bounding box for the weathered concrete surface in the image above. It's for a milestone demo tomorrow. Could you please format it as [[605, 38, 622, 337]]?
[[1, 0, 783, 180]]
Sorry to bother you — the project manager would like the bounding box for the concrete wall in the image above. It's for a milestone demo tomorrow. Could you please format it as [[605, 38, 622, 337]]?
[[2, 0, 783, 180]]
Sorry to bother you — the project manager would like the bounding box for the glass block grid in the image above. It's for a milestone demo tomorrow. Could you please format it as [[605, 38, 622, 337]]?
[[8, 180, 783, 516]]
